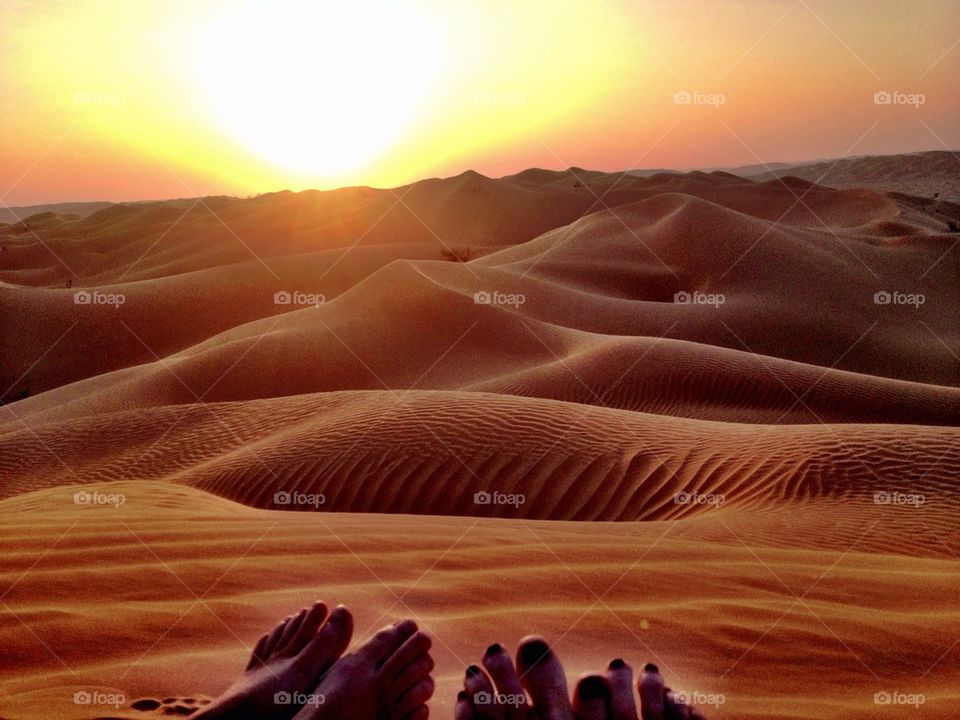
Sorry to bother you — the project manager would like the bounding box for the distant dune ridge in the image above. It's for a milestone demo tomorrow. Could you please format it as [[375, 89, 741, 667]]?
[[1, 154, 959, 719], [741, 150, 960, 202]]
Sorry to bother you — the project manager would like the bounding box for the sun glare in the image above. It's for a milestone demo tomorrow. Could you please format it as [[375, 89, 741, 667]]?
[[192, 0, 441, 177]]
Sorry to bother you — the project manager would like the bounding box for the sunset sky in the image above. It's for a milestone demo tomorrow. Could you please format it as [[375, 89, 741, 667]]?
[[1, 0, 958, 205]]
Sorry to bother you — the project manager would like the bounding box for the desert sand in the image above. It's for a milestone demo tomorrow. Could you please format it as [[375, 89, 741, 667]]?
[[1, 160, 958, 718], [744, 150, 960, 204]]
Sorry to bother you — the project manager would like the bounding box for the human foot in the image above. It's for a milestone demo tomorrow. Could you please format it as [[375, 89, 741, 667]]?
[[454, 644, 707, 720], [194, 601, 353, 720], [455, 636, 572, 720], [293, 619, 434, 720]]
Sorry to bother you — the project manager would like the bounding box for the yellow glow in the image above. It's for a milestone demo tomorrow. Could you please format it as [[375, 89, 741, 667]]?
[[0, 0, 637, 198], [192, 1, 441, 176], [2, 0, 958, 204]]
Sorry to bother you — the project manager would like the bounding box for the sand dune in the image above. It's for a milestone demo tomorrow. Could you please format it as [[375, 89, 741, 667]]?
[[1, 390, 958, 523], [0, 242, 450, 396], [1, 161, 958, 718], [0, 201, 114, 226], [745, 150, 960, 203], [3, 177, 958, 403]]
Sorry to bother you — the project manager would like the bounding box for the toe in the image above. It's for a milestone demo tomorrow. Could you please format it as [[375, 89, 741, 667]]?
[[260, 617, 290, 660], [356, 619, 418, 668], [638, 665, 665, 720], [607, 659, 638, 720], [455, 690, 478, 720], [481, 643, 527, 719], [464, 665, 501, 720], [392, 653, 434, 695], [280, 601, 327, 657], [572, 675, 609, 720], [382, 631, 432, 681], [245, 632, 270, 670], [515, 636, 572, 720], [298, 605, 354, 671], [276, 608, 307, 650], [394, 676, 435, 717]]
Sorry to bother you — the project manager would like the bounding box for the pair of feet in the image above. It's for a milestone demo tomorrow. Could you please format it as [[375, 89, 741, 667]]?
[[194, 601, 433, 720], [455, 637, 705, 720], [193, 602, 704, 720]]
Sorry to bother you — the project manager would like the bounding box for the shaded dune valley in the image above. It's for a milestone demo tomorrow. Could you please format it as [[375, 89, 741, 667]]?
[[1, 158, 960, 719]]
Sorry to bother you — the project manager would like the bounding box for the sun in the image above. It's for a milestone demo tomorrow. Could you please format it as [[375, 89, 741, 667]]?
[[192, 0, 440, 178]]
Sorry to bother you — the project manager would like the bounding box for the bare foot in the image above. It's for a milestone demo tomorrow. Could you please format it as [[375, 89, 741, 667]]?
[[194, 601, 353, 720], [455, 636, 573, 720], [455, 645, 707, 720], [293, 619, 434, 720]]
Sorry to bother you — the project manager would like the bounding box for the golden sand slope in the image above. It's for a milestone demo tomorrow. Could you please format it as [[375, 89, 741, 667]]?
[[0, 483, 957, 720]]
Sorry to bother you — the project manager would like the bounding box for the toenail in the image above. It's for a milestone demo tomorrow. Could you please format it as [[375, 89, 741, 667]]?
[[466, 664, 482, 677], [578, 676, 607, 701], [131, 700, 162, 711], [519, 639, 551, 667], [609, 658, 626, 670], [485, 643, 503, 656], [643, 663, 659, 673]]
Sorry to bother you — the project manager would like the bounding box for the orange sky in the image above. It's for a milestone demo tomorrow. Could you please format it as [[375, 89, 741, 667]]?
[[1, 0, 958, 205]]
